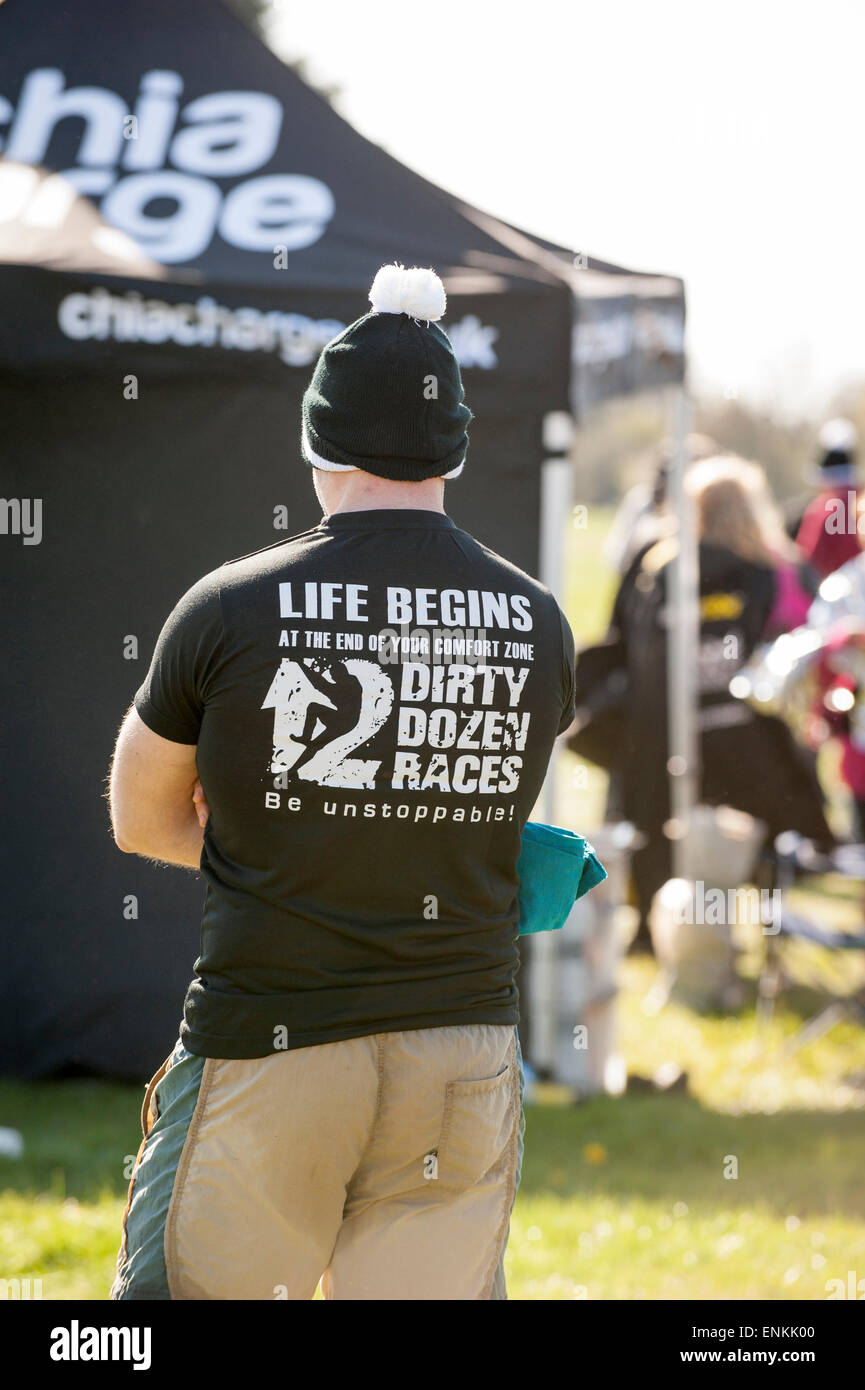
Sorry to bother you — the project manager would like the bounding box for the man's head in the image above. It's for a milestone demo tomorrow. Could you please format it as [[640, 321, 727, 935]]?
[[808, 417, 859, 489], [301, 264, 472, 512]]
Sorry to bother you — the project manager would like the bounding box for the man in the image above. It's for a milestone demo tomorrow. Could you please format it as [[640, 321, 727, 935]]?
[[108, 263, 575, 1301], [794, 417, 860, 578], [803, 501, 865, 839]]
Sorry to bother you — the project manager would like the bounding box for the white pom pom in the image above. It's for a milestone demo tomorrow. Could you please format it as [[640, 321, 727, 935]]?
[[369, 263, 446, 321]]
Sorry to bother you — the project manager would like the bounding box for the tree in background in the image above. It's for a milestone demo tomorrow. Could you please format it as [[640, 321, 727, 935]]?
[[222, 0, 342, 105], [222, 0, 270, 38], [694, 398, 813, 503], [570, 394, 669, 506], [570, 383, 865, 512], [697, 384, 865, 505]]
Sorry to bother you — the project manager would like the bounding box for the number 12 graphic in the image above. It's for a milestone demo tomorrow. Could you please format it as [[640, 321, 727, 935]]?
[[262, 657, 395, 789]]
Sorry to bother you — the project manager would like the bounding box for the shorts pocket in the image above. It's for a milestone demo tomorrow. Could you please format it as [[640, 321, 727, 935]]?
[[436, 1060, 516, 1192]]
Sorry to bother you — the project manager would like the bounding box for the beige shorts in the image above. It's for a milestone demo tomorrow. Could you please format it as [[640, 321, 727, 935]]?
[[117, 1023, 519, 1301]]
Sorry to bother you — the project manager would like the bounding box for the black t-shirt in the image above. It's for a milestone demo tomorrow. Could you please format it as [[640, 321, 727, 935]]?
[[134, 508, 576, 1059]]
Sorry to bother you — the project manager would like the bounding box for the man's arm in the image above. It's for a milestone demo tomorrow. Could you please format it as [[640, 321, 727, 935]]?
[[109, 705, 207, 869]]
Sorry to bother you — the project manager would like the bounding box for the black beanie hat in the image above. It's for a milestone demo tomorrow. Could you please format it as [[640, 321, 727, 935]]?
[[301, 264, 473, 481]]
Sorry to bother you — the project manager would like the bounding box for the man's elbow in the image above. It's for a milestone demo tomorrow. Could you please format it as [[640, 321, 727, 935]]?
[[109, 785, 146, 854], [111, 814, 145, 855], [112, 826, 140, 855]]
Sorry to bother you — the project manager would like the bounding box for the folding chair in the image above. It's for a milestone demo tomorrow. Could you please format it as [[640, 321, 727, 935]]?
[[758, 831, 865, 1055]]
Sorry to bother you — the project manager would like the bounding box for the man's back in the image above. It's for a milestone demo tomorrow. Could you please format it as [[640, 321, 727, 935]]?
[[110, 265, 577, 1302], [136, 507, 575, 1060]]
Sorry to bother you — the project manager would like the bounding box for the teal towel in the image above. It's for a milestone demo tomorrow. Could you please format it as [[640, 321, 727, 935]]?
[[517, 821, 607, 935]]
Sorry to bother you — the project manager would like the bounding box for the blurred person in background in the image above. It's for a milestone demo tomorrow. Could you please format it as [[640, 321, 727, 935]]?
[[573, 455, 832, 949], [602, 433, 717, 576], [759, 463, 820, 638], [801, 493, 865, 840], [793, 418, 860, 578]]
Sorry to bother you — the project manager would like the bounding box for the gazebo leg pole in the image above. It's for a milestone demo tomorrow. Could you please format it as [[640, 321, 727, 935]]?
[[529, 446, 574, 1077], [666, 384, 699, 881]]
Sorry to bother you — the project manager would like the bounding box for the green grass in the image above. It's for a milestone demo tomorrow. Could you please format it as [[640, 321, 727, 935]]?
[[3, 951, 865, 1301], [0, 1079, 142, 1301], [566, 505, 619, 647], [502, 951, 865, 1300], [2, 505, 864, 1301]]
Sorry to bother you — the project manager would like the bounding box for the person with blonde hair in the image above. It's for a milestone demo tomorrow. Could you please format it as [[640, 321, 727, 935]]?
[[687, 454, 786, 562], [687, 454, 818, 637], [571, 452, 831, 948]]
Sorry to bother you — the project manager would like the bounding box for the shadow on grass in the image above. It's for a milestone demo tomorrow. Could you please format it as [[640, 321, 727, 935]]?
[[640, 941, 865, 1024], [3, 1075, 865, 1224], [0, 1079, 142, 1202], [519, 1092, 865, 1220]]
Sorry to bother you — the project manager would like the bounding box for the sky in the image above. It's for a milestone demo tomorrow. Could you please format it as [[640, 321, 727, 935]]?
[[270, 0, 864, 419]]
